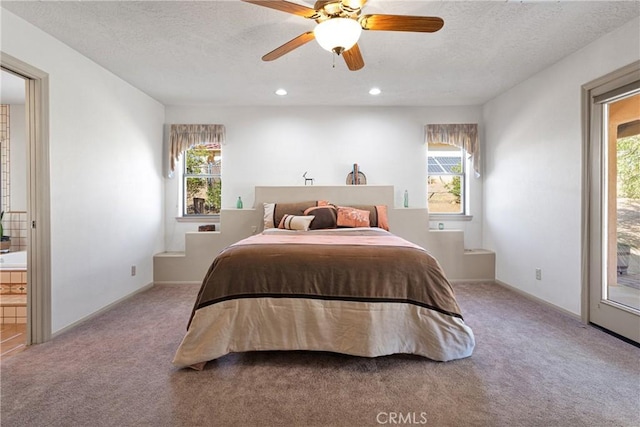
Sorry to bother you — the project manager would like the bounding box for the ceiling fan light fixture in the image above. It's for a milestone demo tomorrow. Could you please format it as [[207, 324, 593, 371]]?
[[313, 18, 362, 54]]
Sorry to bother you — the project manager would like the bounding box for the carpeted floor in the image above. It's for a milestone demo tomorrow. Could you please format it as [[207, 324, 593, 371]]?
[[1, 282, 638, 427]]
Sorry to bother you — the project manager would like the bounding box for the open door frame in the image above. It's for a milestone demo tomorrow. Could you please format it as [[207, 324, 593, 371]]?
[[1, 52, 51, 344]]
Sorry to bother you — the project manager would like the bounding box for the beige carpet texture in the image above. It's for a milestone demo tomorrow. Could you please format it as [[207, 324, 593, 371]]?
[[1, 282, 639, 427]]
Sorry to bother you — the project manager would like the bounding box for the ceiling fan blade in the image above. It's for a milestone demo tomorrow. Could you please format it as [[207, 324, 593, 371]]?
[[242, 0, 319, 18], [360, 14, 444, 33], [262, 31, 316, 61], [342, 44, 364, 71]]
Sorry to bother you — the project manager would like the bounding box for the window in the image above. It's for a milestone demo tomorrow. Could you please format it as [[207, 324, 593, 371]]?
[[428, 143, 465, 214], [425, 123, 478, 217], [168, 124, 225, 218], [183, 144, 221, 216]]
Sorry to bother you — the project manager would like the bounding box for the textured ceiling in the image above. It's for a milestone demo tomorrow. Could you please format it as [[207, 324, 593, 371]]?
[[1, 1, 639, 106]]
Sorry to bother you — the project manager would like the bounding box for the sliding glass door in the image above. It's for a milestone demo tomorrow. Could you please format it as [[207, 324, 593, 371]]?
[[585, 63, 640, 343]]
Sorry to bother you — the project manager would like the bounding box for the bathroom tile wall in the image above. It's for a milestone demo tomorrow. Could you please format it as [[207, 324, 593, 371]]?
[[0, 270, 27, 324], [0, 271, 27, 293], [0, 105, 26, 324], [4, 211, 27, 252], [0, 104, 9, 213]]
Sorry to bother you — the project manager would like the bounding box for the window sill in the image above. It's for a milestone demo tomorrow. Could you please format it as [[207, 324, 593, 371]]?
[[428, 214, 473, 222], [175, 215, 220, 223]]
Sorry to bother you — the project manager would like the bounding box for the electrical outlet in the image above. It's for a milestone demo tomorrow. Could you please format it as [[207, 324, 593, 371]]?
[[535, 268, 542, 280], [131, 265, 136, 276]]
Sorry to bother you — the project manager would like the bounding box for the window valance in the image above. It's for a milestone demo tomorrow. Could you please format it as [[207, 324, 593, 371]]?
[[426, 123, 480, 177], [169, 124, 225, 172]]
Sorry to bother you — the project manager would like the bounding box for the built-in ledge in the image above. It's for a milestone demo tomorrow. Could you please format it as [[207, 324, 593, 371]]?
[[154, 186, 495, 283]]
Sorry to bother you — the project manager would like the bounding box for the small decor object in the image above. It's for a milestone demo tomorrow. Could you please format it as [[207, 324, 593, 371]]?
[[403, 190, 409, 208], [438, 223, 444, 230], [198, 224, 216, 232], [346, 163, 366, 185], [303, 172, 314, 186], [236, 197, 243, 209]]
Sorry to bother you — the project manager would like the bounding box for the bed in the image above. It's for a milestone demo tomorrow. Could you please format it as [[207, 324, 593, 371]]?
[[172, 200, 475, 369]]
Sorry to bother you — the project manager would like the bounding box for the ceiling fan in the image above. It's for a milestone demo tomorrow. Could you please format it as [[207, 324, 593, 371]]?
[[241, 0, 444, 71]]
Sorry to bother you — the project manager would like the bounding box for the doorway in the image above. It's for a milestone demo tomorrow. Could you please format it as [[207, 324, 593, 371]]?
[[584, 61, 640, 343], [0, 69, 28, 357], [0, 53, 51, 348]]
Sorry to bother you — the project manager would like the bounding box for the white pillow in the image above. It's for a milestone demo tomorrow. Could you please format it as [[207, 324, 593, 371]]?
[[278, 215, 315, 231], [263, 203, 276, 229]]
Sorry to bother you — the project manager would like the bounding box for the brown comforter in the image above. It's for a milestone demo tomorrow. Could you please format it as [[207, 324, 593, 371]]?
[[173, 228, 475, 368]]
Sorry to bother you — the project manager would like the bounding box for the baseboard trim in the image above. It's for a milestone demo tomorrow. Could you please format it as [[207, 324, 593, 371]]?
[[51, 282, 154, 339], [494, 279, 582, 321], [153, 281, 201, 286], [450, 279, 496, 284]]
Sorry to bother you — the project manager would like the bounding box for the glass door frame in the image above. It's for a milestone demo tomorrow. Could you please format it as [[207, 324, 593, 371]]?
[[582, 61, 640, 343]]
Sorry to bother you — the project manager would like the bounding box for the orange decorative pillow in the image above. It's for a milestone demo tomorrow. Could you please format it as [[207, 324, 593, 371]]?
[[344, 205, 390, 231], [375, 205, 390, 231], [336, 206, 370, 228]]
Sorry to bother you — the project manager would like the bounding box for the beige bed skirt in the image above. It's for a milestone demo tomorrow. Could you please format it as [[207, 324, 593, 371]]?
[[172, 297, 475, 368]]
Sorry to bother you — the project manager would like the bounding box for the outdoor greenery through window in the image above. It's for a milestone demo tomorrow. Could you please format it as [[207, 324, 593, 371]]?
[[615, 130, 639, 297], [618, 132, 640, 201], [428, 143, 465, 214], [184, 144, 221, 216]]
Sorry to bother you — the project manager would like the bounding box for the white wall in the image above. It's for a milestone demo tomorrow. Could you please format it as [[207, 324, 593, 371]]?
[[9, 103, 26, 211], [163, 105, 484, 251], [1, 10, 166, 333], [482, 17, 640, 315]]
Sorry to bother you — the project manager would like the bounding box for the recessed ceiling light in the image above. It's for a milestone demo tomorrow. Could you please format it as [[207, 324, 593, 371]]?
[[369, 87, 381, 96], [275, 88, 287, 96]]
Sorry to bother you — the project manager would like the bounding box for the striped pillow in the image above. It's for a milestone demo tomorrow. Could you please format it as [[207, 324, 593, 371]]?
[[263, 200, 328, 229], [278, 215, 315, 231]]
